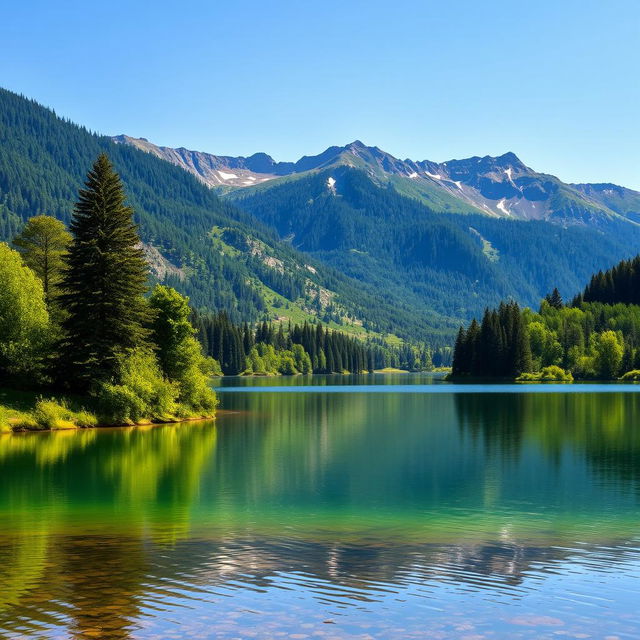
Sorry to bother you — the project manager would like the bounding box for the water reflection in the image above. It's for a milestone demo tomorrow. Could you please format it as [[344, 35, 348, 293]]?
[[0, 383, 639, 638], [456, 392, 640, 491]]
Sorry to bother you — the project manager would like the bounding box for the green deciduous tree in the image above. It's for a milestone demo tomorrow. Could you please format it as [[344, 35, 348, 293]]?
[[12, 215, 71, 311], [593, 330, 624, 380], [59, 154, 151, 389], [149, 285, 217, 414], [0, 243, 50, 382]]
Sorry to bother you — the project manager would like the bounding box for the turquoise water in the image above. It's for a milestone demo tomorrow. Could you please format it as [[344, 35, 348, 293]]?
[[1, 373, 639, 638]]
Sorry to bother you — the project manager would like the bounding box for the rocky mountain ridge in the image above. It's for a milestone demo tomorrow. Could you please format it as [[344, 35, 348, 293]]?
[[113, 136, 640, 227]]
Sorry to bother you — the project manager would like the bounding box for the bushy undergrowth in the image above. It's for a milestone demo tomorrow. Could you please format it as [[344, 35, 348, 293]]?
[[0, 398, 98, 432], [517, 365, 573, 382], [98, 349, 178, 424], [32, 399, 97, 429], [97, 348, 216, 425]]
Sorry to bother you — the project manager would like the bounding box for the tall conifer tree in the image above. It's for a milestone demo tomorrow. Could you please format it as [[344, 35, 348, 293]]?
[[60, 154, 151, 389]]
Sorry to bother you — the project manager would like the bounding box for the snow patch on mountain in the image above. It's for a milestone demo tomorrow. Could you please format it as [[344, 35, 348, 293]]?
[[497, 199, 511, 215], [505, 167, 514, 184]]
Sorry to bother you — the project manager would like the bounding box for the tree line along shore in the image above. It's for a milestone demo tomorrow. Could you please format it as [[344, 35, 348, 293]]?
[[451, 269, 640, 382], [0, 154, 440, 433]]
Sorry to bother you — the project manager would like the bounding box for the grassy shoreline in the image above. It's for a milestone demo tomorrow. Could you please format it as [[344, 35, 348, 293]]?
[[0, 388, 215, 433]]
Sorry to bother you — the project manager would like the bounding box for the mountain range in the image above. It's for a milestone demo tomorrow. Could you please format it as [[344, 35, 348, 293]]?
[[114, 135, 640, 226], [2, 86, 640, 347]]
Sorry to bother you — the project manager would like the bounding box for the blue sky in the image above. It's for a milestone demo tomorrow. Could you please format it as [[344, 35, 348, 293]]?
[[3, 0, 639, 187]]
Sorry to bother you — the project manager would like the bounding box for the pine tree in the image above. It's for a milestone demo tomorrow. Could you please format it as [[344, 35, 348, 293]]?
[[509, 305, 532, 376], [466, 318, 481, 375], [545, 288, 564, 309], [59, 154, 151, 389], [452, 327, 468, 376]]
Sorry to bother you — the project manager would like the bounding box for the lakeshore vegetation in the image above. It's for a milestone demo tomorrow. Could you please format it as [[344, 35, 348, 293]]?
[[452, 258, 640, 381], [0, 154, 218, 431]]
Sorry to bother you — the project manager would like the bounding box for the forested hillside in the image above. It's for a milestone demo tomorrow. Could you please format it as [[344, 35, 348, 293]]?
[[4, 87, 640, 347], [0, 88, 439, 342], [231, 165, 640, 321]]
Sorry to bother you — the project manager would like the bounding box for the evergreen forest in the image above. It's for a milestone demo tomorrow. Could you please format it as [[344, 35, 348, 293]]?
[[452, 258, 640, 381]]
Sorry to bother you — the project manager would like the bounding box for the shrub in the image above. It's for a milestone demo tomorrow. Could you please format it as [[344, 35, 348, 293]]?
[[620, 370, 640, 382], [10, 413, 39, 431], [33, 399, 77, 430], [73, 409, 99, 428], [30, 399, 98, 430], [517, 366, 573, 382], [98, 383, 147, 424], [0, 406, 19, 432], [97, 349, 178, 424]]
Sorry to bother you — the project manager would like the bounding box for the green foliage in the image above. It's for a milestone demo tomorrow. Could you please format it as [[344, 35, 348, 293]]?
[[0, 406, 35, 432], [517, 366, 573, 382], [98, 349, 178, 424], [593, 330, 624, 380], [12, 215, 71, 310], [581, 255, 640, 305], [149, 285, 218, 415], [451, 302, 531, 378], [620, 370, 640, 381], [193, 310, 246, 375], [0, 243, 50, 383], [32, 399, 97, 430], [454, 292, 640, 381], [0, 396, 98, 431], [193, 312, 428, 375], [291, 344, 313, 374], [60, 154, 152, 389]]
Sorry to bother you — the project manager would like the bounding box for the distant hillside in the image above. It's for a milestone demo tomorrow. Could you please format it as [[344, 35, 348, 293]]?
[[0, 88, 441, 343], [4, 87, 640, 346], [229, 164, 640, 322]]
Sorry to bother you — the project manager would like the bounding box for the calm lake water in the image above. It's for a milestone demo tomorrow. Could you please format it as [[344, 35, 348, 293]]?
[[1, 374, 640, 639]]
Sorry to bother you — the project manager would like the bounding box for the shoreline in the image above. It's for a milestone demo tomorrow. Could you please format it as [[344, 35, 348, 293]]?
[[5, 412, 227, 435]]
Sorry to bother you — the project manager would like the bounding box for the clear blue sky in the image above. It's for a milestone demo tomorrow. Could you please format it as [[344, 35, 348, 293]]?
[[2, 0, 639, 187]]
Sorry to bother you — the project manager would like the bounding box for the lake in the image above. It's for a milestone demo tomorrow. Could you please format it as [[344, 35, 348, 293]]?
[[1, 373, 639, 639]]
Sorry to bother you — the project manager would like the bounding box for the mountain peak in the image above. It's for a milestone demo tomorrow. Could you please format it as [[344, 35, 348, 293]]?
[[495, 151, 526, 169]]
